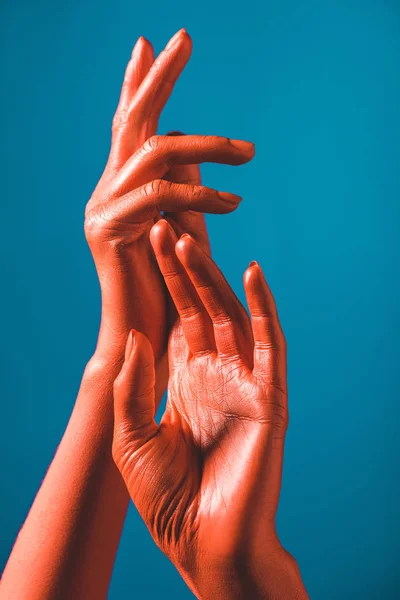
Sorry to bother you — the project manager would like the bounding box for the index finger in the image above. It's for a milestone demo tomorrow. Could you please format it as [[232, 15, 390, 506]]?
[[131, 29, 192, 134]]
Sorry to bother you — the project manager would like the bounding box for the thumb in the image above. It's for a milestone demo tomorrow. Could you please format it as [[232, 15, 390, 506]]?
[[112, 330, 158, 466]]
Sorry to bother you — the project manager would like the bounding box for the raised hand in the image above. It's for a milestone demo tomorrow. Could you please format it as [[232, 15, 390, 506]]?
[[85, 29, 254, 401], [1, 31, 255, 600], [112, 220, 309, 599]]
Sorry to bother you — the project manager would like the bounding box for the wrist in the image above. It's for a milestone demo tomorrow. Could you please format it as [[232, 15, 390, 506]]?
[[85, 333, 168, 408], [181, 548, 308, 600]]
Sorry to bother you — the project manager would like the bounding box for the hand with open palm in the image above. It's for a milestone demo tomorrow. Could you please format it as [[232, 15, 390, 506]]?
[[112, 220, 309, 599]]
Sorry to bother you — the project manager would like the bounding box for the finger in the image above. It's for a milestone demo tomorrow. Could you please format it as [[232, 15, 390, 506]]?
[[115, 37, 155, 121], [175, 235, 253, 361], [109, 38, 155, 171], [113, 330, 158, 453], [130, 29, 192, 137], [110, 135, 255, 198], [150, 219, 215, 354], [243, 262, 287, 392], [168, 320, 191, 372], [86, 180, 242, 241], [163, 131, 210, 255]]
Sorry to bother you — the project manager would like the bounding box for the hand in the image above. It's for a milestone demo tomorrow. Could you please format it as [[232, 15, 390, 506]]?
[[0, 32, 256, 600], [84, 28, 255, 402], [111, 220, 308, 599]]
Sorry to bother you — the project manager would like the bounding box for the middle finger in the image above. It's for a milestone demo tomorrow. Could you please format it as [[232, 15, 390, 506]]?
[[130, 29, 192, 137], [110, 135, 255, 198], [150, 219, 215, 355], [175, 234, 254, 363]]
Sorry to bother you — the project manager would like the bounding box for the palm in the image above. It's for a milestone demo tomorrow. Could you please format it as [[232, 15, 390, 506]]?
[[113, 195, 287, 587], [113, 234, 288, 569], [149, 327, 285, 559], [168, 342, 261, 444]]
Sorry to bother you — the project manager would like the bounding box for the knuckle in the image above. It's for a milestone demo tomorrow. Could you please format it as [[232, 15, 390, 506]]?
[[255, 340, 282, 352], [161, 268, 178, 282], [186, 183, 203, 201], [84, 207, 128, 247], [255, 327, 286, 351], [84, 210, 104, 243], [196, 279, 222, 294], [144, 179, 165, 197], [213, 313, 233, 327], [201, 134, 226, 152], [111, 109, 128, 131], [143, 134, 162, 154], [253, 315, 286, 349], [202, 134, 217, 145], [181, 304, 203, 320], [160, 178, 173, 194], [113, 374, 125, 394], [142, 135, 173, 169]]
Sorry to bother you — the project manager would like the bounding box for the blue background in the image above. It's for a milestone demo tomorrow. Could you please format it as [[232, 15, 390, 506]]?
[[1, 0, 399, 598]]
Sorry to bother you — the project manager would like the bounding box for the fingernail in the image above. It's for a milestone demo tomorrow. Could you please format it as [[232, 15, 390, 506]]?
[[229, 140, 255, 153], [166, 130, 185, 137], [166, 28, 186, 50], [132, 36, 145, 56], [125, 329, 136, 361], [218, 191, 242, 205], [249, 260, 259, 267], [180, 232, 192, 240]]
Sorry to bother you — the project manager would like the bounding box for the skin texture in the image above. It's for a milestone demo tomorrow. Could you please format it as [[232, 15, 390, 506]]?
[[0, 30, 254, 600], [112, 220, 310, 599]]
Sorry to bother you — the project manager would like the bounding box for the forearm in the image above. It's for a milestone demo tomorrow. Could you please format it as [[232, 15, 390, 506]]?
[[1, 349, 129, 600]]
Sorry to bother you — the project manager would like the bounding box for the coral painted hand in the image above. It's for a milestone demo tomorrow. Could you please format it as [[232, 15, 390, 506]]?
[[84, 28, 254, 398], [112, 220, 308, 599]]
